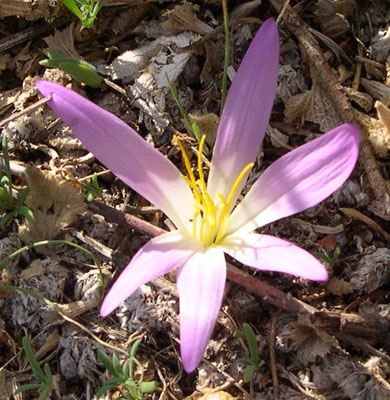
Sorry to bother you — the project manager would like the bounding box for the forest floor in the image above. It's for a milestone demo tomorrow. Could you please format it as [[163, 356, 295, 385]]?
[[0, 0, 390, 399]]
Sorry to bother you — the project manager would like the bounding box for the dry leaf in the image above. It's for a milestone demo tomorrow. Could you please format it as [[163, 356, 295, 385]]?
[[198, 391, 236, 400], [314, 0, 356, 18], [162, 2, 213, 36], [43, 23, 80, 59], [20, 259, 44, 279], [18, 166, 87, 243], [327, 277, 353, 295], [284, 76, 343, 131], [185, 113, 219, 146], [353, 108, 390, 157], [361, 78, 390, 106], [350, 248, 390, 294], [289, 315, 338, 365], [277, 64, 307, 104], [343, 86, 373, 112], [324, 353, 390, 400]]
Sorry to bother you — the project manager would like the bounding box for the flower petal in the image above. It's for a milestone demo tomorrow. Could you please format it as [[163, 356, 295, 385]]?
[[222, 233, 328, 281], [177, 246, 226, 372], [36, 80, 194, 232], [228, 123, 359, 235], [207, 19, 279, 203], [100, 231, 200, 317]]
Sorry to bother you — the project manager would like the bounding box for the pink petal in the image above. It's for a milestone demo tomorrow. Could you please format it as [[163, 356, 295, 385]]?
[[228, 124, 360, 235], [100, 231, 200, 317], [222, 233, 328, 281], [177, 246, 226, 372], [208, 19, 279, 203], [36, 81, 194, 232]]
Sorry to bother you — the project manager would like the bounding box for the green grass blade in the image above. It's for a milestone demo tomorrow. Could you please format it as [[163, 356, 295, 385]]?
[[220, 0, 230, 115], [22, 337, 46, 383], [59, 0, 84, 20]]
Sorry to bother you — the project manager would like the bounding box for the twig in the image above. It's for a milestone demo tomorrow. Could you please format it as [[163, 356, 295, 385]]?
[[0, 97, 51, 128], [226, 264, 316, 315], [88, 201, 166, 238]]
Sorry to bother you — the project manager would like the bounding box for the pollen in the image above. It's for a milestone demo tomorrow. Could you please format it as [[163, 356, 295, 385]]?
[[175, 135, 253, 245]]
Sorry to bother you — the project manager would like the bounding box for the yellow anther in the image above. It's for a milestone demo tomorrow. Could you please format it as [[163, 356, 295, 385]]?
[[225, 162, 254, 211], [176, 133, 254, 245], [175, 135, 197, 186]]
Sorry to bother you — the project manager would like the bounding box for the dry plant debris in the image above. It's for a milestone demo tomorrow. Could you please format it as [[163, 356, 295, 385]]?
[[0, 0, 390, 399]]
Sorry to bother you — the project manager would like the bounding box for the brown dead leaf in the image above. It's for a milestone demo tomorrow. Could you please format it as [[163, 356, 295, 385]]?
[[162, 2, 213, 36], [186, 113, 219, 147], [284, 76, 343, 132], [353, 107, 390, 157], [18, 166, 87, 243], [327, 277, 353, 296], [198, 391, 236, 400], [289, 315, 338, 365], [43, 23, 80, 59], [350, 248, 390, 294], [20, 259, 44, 279], [361, 78, 390, 106], [317, 234, 337, 251], [314, 0, 356, 18]]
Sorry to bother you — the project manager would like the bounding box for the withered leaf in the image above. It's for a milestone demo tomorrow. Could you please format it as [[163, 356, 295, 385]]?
[[350, 248, 390, 294], [289, 315, 338, 365], [18, 166, 87, 243], [327, 276, 353, 296], [284, 77, 343, 132]]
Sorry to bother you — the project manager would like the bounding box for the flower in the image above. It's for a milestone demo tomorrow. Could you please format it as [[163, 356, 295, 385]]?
[[36, 18, 359, 372]]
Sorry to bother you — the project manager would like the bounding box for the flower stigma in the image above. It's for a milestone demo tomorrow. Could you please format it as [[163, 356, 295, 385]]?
[[175, 135, 253, 245]]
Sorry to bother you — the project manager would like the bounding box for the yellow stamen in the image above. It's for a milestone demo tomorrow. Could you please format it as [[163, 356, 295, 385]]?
[[214, 162, 254, 243], [175, 135, 197, 187], [197, 136, 215, 226], [176, 133, 254, 245], [225, 162, 254, 210]]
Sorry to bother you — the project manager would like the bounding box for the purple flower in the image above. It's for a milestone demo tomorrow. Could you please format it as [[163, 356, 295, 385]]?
[[36, 19, 359, 372]]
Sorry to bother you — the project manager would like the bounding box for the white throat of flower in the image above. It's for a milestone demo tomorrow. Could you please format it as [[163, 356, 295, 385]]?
[[176, 135, 253, 246]]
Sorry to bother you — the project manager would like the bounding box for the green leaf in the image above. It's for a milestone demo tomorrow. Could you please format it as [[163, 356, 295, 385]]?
[[0, 212, 15, 230], [139, 381, 159, 393], [59, 0, 84, 20], [2, 133, 13, 194], [19, 206, 35, 225], [243, 323, 259, 363], [112, 353, 121, 375], [92, 0, 105, 18], [82, 17, 95, 27], [97, 348, 118, 377], [237, 358, 253, 367], [124, 377, 137, 387], [233, 329, 245, 339], [38, 387, 50, 400], [0, 176, 9, 186], [19, 186, 30, 205], [22, 337, 46, 383], [44, 363, 54, 388], [58, 59, 102, 88], [122, 360, 129, 377], [96, 381, 119, 398], [243, 364, 256, 383], [14, 383, 42, 393], [86, 192, 94, 202]]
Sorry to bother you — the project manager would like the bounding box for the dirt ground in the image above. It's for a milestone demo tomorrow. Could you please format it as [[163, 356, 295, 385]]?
[[0, 0, 390, 399]]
